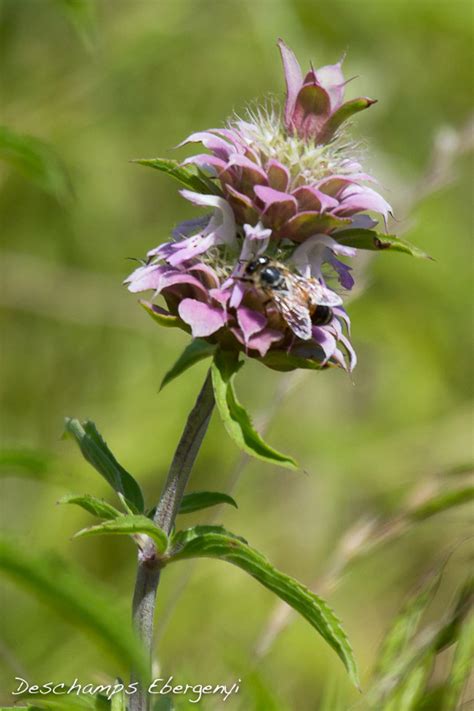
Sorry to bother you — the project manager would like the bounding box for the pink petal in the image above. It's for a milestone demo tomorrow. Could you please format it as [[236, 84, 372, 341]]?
[[336, 184, 392, 222], [179, 131, 234, 160], [125, 264, 168, 293], [254, 185, 298, 227], [266, 159, 290, 191], [277, 39, 303, 128], [178, 298, 227, 338], [236, 306, 267, 344], [315, 60, 346, 110], [292, 186, 339, 213]]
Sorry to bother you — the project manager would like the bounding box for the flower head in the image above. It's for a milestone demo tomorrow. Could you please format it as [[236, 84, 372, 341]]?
[[127, 40, 399, 373]]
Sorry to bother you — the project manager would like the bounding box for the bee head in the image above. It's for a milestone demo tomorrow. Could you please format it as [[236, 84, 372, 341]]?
[[245, 255, 270, 275]]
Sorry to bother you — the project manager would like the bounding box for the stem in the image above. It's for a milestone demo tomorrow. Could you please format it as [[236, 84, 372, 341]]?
[[129, 369, 215, 711]]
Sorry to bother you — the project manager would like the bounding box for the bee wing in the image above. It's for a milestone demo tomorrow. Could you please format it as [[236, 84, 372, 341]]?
[[271, 287, 313, 341], [303, 277, 343, 307]]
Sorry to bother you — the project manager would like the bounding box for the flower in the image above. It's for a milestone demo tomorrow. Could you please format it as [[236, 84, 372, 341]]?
[[126, 223, 356, 371], [127, 40, 393, 373]]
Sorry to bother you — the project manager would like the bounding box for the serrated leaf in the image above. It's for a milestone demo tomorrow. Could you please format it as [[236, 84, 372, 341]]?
[[74, 514, 168, 553], [0, 448, 53, 479], [336, 228, 431, 259], [408, 486, 474, 521], [167, 525, 359, 687], [178, 491, 237, 514], [441, 610, 474, 710], [0, 125, 72, 203], [211, 350, 298, 470], [132, 157, 220, 195], [161, 339, 216, 390], [64, 419, 144, 513], [0, 536, 148, 682], [140, 301, 184, 329], [58, 494, 122, 520]]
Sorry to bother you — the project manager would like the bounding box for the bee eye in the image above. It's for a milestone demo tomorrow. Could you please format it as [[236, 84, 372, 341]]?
[[245, 260, 257, 274]]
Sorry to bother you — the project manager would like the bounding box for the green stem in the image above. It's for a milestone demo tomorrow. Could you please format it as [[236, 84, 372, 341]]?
[[129, 369, 215, 711]]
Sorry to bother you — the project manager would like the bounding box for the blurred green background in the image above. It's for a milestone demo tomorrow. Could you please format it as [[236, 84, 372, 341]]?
[[1, 0, 472, 708]]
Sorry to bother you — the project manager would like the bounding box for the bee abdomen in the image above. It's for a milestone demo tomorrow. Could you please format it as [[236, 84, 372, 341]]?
[[313, 305, 333, 326]]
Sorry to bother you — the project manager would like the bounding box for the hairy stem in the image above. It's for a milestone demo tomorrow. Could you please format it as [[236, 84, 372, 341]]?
[[129, 369, 215, 711]]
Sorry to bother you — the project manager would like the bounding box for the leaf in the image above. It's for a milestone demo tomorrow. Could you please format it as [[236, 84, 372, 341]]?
[[408, 486, 474, 521], [0, 536, 148, 682], [160, 339, 216, 390], [58, 494, 122, 521], [74, 514, 168, 554], [442, 610, 474, 710], [132, 157, 220, 195], [51, 0, 98, 50], [178, 491, 238, 515], [375, 563, 443, 677], [64, 419, 144, 513], [167, 525, 359, 687], [12, 691, 110, 710], [260, 351, 325, 372], [336, 228, 432, 259], [140, 301, 184, 329], [211, 350, 298, 470], [382, 652, 435, 711], [0, 448, 53, 479], [0, 126, 72, 203], [320, 97, 376, 142]]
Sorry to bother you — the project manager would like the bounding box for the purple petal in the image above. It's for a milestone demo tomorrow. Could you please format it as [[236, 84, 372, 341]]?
[[125, 264, 168, 293], [292, 82, 331, 139], [315, 60, 346, 110], [277, 39, 303, 128], [181, 154, 227, 174], [178, 298, 227, 337], [188, 262, 220, 288], [266, 159, 290, 191], [229, 282, 245, 308], [328, 255, 355, 290], [336, 184, 393, 222], [312, 326, 337, 362], [237, 306, 267, 344], [254, 185, 298, 227], [179, 131, 234, 160], [209, 287, 231, 305], [166, 232, 217, 266], [292, 186, 339, 213], [172, 216, 211, 240], [232, 326, 283, 356], [223, 154, 268, 186]]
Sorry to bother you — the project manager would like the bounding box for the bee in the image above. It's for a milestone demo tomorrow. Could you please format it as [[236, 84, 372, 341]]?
[[242, 255, 342, 341]]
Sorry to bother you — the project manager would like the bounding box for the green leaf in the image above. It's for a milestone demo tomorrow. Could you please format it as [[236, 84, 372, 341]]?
[[408, 486, 474, 521], [161, 339, 216, 390], [211, 350, 298, 470], [0, 126, 72, 203], [178, 491, 238, 515], [58, 494, 122, 520], [336, 228, 432, 259], [140, 301, 184, 330], [64, 419, 144, 513], [320, 97, 376, 142], [375, 564, 443, 677], [260, 351, 325, 372], [132, 157, 220, 195], [382, 652, 435, 711], [0, 448, 53, 479], [167, 525, 359, 687], [12, 692, 110, 710], [51, 0, 98, 50], [442, 610, 474, 710], [74, 514, 168, 554], [0, 536, 148, 682]]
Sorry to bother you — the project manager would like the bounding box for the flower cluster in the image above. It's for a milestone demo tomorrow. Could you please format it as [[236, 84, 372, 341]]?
[[127, 40, 392, 372]]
